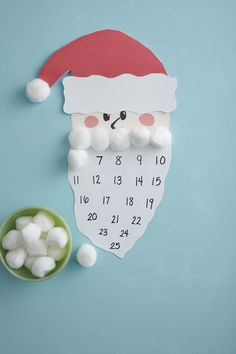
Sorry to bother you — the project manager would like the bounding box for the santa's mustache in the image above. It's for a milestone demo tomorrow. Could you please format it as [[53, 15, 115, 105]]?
[[68, 126, 171, 153]]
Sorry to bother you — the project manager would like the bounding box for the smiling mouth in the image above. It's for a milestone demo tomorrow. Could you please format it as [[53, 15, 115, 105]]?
[[110, 117, 121, 129]]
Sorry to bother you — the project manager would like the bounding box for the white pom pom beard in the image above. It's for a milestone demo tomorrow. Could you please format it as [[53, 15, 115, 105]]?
[[68, 112, 171, 258]]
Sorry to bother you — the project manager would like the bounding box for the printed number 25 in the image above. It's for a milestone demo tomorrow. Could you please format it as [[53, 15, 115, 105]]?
[[110, 242, 120, 250]]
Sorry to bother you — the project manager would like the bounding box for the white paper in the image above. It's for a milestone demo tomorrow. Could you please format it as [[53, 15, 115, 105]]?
[[68, 145, 171, 258], [63, 74, 177, 114]]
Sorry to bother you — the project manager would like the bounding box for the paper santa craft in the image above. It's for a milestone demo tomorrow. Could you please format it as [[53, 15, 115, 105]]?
[[26, 29, 177, 258]]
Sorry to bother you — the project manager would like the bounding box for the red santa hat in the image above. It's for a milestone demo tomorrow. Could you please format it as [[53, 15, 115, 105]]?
[[26, 29, 177, 114]]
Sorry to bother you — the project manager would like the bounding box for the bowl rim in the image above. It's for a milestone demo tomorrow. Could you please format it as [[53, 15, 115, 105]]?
[[0, 206, 72, 282]]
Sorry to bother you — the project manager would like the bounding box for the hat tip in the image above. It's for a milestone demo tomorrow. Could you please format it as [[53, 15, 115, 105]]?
[[26, 78, 50, 103]]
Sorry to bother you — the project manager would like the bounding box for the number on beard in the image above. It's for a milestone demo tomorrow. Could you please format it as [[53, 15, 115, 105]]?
[[87, 212, 97, 221], [99, 228, 108, 236], [110, 242, 120, 250], [120, 229, 129, 237], [131, 216, 141, 225], [156, 155, 166, 165]]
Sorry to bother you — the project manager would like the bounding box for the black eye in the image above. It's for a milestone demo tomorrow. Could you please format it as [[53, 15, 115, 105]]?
[[120, 111, 127, 120], [103, 113, 110, 121]]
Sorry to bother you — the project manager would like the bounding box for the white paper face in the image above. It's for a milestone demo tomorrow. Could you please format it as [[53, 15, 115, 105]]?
[[68, 111, 171, 258]]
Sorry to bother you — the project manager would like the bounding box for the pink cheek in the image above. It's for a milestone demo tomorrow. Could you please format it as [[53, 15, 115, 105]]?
[[84, 115, 99, 128], [139, 113, 154, 126]]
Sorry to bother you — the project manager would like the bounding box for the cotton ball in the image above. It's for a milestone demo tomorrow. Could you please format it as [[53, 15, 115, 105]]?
[[31, 256, 56, 278], [150, 127, 172, 148], [91, 128, 110, 151], [130, 127, 150, 148], [47, 227, 68, 248], [47, 245, 66, 261], [24, 256, 38, 271], [2, 230, 21, 250], [76, 244, 97, 267], [6, 247, 27, 269], [67, 149, 88, 171], [15, 216, 33, 230], [110, 128, 130, 151], [25, 239, 48, 257], [33, 212, 55, 232], [21, 222, 41, 244], [26, 78, 50, 103], [68, 128, 91, 150]]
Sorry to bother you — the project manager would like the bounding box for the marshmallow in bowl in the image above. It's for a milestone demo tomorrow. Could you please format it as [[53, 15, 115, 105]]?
[[47, 227, 68, 248], [33, 211, 55, 232], [6, 247, 27, 269], [24, 256, 38, 271], [47, 245, 66, 261], [2, 230, 21, 250], [15, 216, 33, 230], [25, 239, 48, 257], [21, 222, 41, 244], [31, 256, 56, 278]]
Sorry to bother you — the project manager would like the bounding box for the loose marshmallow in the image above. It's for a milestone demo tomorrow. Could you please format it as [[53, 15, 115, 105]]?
[[110, 128, 130, 151], [47, 245, 66, 261], [25, 239, 48, 257], [24, 256, 38, 271], [67, 149, 88, 171], [130, 127, 150, 148], [150, 127, 172, 148], [91, 128, 110, 151], [6, 247, 27, 269], [31, 256, 56, 278], [69, 127, 91, 150], [15, 216, 33, 230], [76, 244, 97, 267], [47, 227, 68, 248], [33, 211, 55, 232], [2, 230, 21, 250], [21, 222, 41, 244]]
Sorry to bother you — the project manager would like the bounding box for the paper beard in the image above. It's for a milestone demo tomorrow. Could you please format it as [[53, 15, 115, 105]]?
[[26, 29, 177, 257]]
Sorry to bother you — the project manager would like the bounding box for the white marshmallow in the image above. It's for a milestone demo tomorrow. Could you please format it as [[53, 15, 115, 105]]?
[[110, 128, 130, 151], [26, 78, 50, 103], [150, 127, 172, 148], [2, 230, 21, 250], [15, 216, 33, 230], [31, 256, 56, 278], [76, 244, 97, 267], [25, 239, 48, 257], [67, 149, 88, 170], [33, 212, 55, 232], [91, 128, 110, 151], [24, 256, 38, 271], [68, 127, 91, 150], [47, 227, 68, 248], [6, 247, 27, 269], [47, 245, 66, 261], [130, 127, 150, 148], [21, 222, 41, 244]]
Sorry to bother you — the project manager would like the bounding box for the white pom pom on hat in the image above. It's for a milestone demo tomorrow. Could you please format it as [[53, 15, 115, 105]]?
[[26, 78, 50, 103], [76, 244, 97, 267]]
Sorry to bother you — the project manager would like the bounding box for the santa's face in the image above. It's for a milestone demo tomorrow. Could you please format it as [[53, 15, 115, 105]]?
[[71, 111, 170, 131], [68, 111, 172, 258]]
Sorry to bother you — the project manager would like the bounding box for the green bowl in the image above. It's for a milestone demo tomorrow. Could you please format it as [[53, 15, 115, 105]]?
[[0, 206, 72, 282]]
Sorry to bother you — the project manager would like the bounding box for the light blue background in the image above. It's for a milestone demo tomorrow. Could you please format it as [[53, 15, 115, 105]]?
[[0, 1, 236, 353]]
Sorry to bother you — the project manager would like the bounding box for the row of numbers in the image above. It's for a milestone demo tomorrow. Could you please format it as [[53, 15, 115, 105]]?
[[96, 155, 166, 166], [87, 213, 142, 225], [74, 175, 162, 187], [99, 228, 129, 237], [80, 197, 155, 210]]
